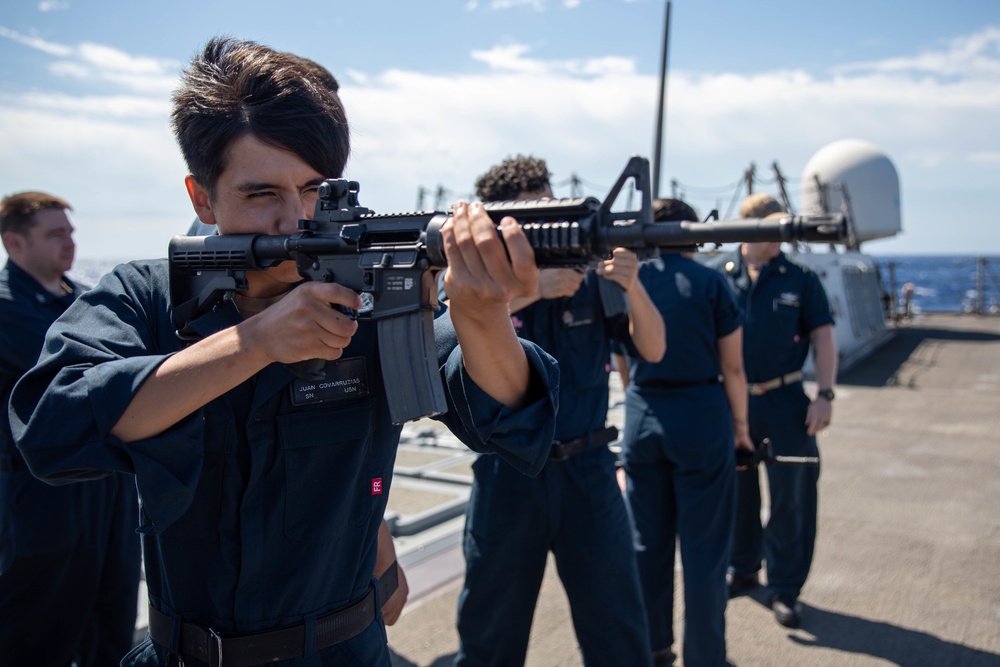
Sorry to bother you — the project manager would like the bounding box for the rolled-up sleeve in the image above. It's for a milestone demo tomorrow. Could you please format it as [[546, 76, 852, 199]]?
[[9, 260, 206, 530], [433, 312, 558, 477]]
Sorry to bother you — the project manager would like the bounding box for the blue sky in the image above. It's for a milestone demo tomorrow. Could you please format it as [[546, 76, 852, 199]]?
[[2, 0, 999, 260]]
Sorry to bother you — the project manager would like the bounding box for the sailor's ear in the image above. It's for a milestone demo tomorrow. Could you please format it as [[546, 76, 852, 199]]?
[[1, 230, 25, 256], [185, 176, 217, 227]]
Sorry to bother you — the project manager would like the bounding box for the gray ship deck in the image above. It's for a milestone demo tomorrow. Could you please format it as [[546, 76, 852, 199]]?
[[384, 313, 1000, 667]]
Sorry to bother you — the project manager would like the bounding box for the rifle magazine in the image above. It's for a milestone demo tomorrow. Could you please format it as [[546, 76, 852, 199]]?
[[378, 311, 448, 424]]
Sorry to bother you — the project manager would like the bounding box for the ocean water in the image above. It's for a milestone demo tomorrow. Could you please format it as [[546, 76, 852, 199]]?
[[69, 258, 131, 290], [70, 254, 1000, 316], [873, 255, 1000, 315]]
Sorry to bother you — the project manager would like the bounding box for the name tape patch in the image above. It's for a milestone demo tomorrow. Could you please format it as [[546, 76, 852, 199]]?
[[290, 356, 370, 407]]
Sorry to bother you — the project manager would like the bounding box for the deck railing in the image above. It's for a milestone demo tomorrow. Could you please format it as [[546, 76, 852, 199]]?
[[880, 256, 1000, 318]]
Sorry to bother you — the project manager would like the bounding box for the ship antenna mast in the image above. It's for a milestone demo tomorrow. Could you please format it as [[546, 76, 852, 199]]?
[[772, 161, 795, 214], [651, 0, 672, 199]]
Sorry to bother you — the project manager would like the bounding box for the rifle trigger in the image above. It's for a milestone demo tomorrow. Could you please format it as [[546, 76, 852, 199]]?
[[333, 303, 358, 320]]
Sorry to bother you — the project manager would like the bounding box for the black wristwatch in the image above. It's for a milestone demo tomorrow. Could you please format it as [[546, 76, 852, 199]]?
[[816, 388, 836, 401]]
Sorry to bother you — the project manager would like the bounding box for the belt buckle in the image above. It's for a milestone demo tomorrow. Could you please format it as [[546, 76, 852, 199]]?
[[748, 384, 765, 396], [208, 628, 223, 667], [548, 442, 568, 463]]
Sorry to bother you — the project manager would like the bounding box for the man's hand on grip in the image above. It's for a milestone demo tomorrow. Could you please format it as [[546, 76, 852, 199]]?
[[240, 281, 362, 365]]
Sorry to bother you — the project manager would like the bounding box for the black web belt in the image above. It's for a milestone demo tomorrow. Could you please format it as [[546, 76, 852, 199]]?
[[548, 426, 619, 462], [148, 560, 399, 666], [0, 452, 28, 472]]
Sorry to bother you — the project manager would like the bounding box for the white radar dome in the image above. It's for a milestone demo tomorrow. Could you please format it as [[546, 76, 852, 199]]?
[[800, 139, 902, 245]]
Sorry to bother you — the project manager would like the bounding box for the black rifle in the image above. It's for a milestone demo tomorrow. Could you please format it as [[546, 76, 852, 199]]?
[[735, 438, 821, 468], [169, 156, 845, 424]]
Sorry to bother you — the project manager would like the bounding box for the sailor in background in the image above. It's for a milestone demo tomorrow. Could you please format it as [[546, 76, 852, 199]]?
[[614, 198, 750, 666], [711, 193, 838, 629], [0, 191, 141, 665], [454, 155, 665, 667]]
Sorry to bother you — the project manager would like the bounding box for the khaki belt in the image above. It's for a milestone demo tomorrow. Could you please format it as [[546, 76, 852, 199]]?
[[747, 371, 803, 396]]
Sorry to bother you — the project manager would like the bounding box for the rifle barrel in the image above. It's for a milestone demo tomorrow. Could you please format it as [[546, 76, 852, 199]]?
[[605, 214, 846, 249]]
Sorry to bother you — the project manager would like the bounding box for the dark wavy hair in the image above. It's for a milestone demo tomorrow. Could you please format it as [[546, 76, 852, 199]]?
[[475, 155, 552, 203], [171, 37, 349, 198], [652, 198, 698, 223]]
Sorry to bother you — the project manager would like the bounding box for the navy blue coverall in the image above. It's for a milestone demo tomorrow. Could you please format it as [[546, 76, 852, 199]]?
[[455, 272, 653, 667], [716, 250, 833, 600], [9, 259, 558, 667], [619, 254, 742, 667], [0, 260, 141, 666]]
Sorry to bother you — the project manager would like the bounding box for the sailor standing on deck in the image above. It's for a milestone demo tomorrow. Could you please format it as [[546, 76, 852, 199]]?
[[710, 193, 837, 629], [0, 191, 141, 665], [9, 38, 559, 666], [454, 155, 665, 667], [615, 198, 750, 666]]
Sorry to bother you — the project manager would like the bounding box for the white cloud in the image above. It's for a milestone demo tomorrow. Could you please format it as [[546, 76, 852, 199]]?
[[77, 42, 177, 76], [48, 60, 179, 95], [462, 0, 562, 11], [489, 0, 546, 10], [471, 44, 548, 73], [343, 37, 1000, 180], [0, 105, 190, 260], [339, 34, 1000, 257], [0, 25, 72, 56], [0, 29, 185, 259], [49, 60, 90, 79], [38, 1, 70, 11], [1, 27, 180, 94], [3, 27, 1000, 259], [345, 68, 369, 85], [61, 43, 179, 94], [967, 152, 1000, 165], [5, 91, 169, 118], [471, 43, 635, 76], [482, 0, 605, 6], [834, 26, 1000, 79]]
